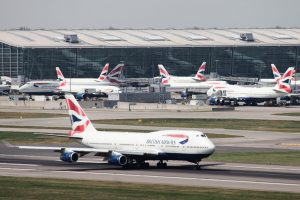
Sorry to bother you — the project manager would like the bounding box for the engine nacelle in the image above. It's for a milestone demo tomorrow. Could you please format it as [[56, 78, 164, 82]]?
[[107, 153, 128, 166], [60, 151, 79, 162], [74, 93, 86, 100]]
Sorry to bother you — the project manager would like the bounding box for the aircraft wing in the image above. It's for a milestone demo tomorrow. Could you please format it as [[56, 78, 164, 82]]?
[[17, 146, 161, 156]]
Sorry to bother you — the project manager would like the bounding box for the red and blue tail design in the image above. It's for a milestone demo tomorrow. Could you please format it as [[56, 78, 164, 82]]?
[[194, 62, 206, 81], [274, 67, 295, 94], [271, 64, 281, 83], [158, 64, 171, 85], [56, 67, 65, 82], [65, 94, 97, 137], [106, 64, 124, 84], [97, 63, 109, 81]]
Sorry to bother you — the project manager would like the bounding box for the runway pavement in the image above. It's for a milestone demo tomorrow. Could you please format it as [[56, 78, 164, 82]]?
[[0, 145, 299, 193]]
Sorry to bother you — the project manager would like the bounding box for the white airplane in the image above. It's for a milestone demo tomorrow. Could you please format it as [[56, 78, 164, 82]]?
[[56, 63, 124, 86], [18, 94, 215, 169], [57, 76, 121, 99], [18, 80, 60, 95], [207, 67, 295, 105], [18, 64, 122, 96], [158, 64, 227, 93], [157, 62, 207, 83]]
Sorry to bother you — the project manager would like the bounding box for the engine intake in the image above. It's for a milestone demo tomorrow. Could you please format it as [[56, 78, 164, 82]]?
[[60, 151, 79, 162], [107, 153, 127, 166]]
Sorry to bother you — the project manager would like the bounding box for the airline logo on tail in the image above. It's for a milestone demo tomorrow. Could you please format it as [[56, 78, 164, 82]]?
[[158, 64, 171, 85], [275, 67, 295, 94], [194, 62, 206, 81], [97, 63, 109, 81], [55, 67, 67, 89], [106, 64, 124, 84], [56, 67, 65, 82], [66, 96, 91, 136], [271, 64, 281, 83]]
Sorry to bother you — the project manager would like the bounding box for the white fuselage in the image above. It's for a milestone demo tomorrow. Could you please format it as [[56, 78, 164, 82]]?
[[81, 130, 215, 160], [19, 81, 60, 95], [207, 84, 285, 99], [164, 80, 227, 93], [59, 84, 121, 94], [64, 78, 114, 86]]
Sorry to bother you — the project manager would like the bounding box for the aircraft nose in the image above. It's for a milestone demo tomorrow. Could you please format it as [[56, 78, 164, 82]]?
[[208, 140, 216, 154]]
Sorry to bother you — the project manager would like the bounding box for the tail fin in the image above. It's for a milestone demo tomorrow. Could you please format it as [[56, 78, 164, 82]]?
[[158, 64, 171, 85], [56, 67, 65, 81], [274, 67, 294, 93], [106, 63, 124, 84], [97, 63, 109, 82], [271, 64, 281, 83], [65, 94, 97, 138], [194, 62, 206, 81]]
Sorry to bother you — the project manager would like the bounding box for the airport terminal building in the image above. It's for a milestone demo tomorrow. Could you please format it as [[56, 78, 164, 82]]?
[[0, 29, 299, 82]]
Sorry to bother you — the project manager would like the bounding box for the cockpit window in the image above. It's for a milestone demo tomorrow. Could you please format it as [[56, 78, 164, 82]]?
[[201, 134, 207, 137]]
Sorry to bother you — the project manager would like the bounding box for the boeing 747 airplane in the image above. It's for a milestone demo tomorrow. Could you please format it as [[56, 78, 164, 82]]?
[[18, 94, 215, 169]]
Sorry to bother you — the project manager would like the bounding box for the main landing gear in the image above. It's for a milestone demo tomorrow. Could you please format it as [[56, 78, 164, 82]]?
[[157, 160, 167, 168]]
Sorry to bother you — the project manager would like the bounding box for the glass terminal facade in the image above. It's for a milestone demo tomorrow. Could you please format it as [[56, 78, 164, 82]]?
[[0, 42, 299, 81]]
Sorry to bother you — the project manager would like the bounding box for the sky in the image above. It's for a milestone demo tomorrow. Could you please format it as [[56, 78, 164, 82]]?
[[1, 0, 300, 30]]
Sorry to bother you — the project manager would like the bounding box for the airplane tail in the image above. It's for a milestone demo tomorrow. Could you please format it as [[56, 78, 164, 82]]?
[[194, 62, 206, 81], [158, 64, 171, 85], [55, 67, 67, 89], [97, 63, 109, 82], [271, 64, 281, 83], [56, 67, 65, 82], [65, 94, 97, 138], [274, 67, 295, 94], [106, 63, 124, 84]]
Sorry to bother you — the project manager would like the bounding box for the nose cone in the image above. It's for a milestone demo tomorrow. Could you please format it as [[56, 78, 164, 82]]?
[[19, 84, 27, 93], [207, 139, 216, 155]]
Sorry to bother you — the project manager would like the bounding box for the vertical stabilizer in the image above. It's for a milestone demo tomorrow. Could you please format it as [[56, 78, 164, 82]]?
[[65, 94, 97, 138], [274, 67, 294, 93], [97, 63, 109, 82], [194, 62, 206, 81], [158, 64, 171, 85]]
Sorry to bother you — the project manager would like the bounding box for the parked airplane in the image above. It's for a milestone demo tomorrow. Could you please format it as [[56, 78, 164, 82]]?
[[207, 67, 295, 105], [56, 68, 121, 99], [19, 64, 122, 97], [18, 80, 60, 96], [18, 94, 215, 169], [158, 64, 227, 94], [157, 62, 207, 83], [56, 63, 124, 86]]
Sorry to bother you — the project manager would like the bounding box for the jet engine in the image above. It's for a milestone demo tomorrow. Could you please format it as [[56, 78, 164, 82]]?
[[60, 151, 79, 162], [107, 153, 128, 166]]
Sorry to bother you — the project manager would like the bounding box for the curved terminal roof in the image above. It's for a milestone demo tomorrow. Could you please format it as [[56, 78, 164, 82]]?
[[0, 29, 300, 48]]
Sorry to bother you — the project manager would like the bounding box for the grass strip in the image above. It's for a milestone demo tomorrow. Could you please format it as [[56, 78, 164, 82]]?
[[0, 176, 299, 200], [208, 151, 300, 166], [94, 118, 300, 132]]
